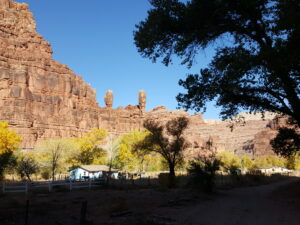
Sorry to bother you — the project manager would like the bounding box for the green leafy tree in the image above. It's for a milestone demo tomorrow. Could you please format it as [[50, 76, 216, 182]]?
[[0, 121, 22, 180], [134, 0, 300, 154], [271, 127, 300, 157], [142, 153, 165, 172], [16, 154, 39, 181], [135, 117, 190, 181]]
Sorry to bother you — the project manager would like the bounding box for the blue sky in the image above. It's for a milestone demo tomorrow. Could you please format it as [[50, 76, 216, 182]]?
[[15, 0, 221, 119]]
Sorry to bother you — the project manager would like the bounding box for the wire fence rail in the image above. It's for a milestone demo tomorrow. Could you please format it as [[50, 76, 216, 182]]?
[[1, 179, 106, 194]]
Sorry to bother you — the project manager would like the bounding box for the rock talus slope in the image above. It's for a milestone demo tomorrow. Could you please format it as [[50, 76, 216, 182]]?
[[0, 0, 278, 156]]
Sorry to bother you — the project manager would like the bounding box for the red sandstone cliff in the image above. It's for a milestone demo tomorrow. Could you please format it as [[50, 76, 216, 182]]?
[[0, 0, 279, 157], [0, 0, 103, 149]]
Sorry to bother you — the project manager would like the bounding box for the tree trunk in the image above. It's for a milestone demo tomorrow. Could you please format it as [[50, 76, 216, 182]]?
[[168, 163, 176, 188], [169, 164, 175, 177], [52, 168, 55, 181]]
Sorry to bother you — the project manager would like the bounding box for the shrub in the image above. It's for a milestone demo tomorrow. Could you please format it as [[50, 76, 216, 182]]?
[[188, 158, 221, 193], [158, 173, 178, 188]]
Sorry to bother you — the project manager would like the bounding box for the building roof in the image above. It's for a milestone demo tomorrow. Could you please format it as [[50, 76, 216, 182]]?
[[78, 165, 118, 172]]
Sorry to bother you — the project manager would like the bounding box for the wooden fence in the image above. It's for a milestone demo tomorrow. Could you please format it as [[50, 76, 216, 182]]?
[[1, 179, 105, 194]]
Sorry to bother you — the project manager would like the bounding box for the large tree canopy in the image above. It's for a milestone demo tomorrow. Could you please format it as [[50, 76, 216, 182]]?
[[135, 116, 189, 179], [134, 0, 300, 125]]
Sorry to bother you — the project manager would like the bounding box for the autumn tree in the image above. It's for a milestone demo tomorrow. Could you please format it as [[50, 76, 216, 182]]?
[[102, 136, 120, 171], [134, 0, 300, 155], [36, 138, 76, 181], [217, 151, 241, 172], [285, 153, 300, 170], [75, 128, 108, 165], [0, 121, 22, 180], [135, 117, 189, 179], [116, 130, 150, 173], [240, 156, 254, 170]]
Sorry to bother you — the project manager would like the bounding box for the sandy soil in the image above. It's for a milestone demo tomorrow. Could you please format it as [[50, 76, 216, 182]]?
[[0, 178, 299, 225], [158, 178, 300, 225]]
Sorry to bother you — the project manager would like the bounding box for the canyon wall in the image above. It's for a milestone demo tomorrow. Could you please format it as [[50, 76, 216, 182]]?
[[0, 0, 278, 156]]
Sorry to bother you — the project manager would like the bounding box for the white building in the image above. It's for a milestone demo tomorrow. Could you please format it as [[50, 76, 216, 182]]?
[[257, 167, 293, 174], [69, 165, 118, 180]]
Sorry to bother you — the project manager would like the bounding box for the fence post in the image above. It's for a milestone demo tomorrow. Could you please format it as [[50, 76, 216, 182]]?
[[48, 182, 52, 192], [80, 201, 88, 225], [2, 182, 5, 193], [25, 182, 28, 194], [25, 199, 29, 225]]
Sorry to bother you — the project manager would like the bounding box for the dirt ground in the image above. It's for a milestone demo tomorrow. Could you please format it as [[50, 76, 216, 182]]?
[[0, 178, 299, 225]]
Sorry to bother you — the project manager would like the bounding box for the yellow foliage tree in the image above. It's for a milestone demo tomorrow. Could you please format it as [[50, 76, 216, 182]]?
[[252, 155, 286, 169], [0, 122, 22, 154], [0, 121, 22, 180], [265, 155, 286, 167], [116, 130, 152, 173], [240, 156, 254, 170], [74, 128, 108, 165], [118, 143, 137, 172], [102, 136, 120, 171], [286, 153, 300, 170], [217, 151, 241, 172], [35, 138, 77, 180]]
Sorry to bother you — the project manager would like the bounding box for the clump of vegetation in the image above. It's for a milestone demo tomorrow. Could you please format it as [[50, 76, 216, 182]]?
[[73, 128, 108, 165], [16, 153, 39, 181], [285, 153, 300, 170], [134, 0, 300, 157], [0, 121, 22, 180], [188, 158, 221, 193], [135, 116, 190, 187], [217, 151, 241, 174]]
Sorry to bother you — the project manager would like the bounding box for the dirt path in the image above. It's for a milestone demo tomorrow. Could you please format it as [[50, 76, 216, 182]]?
[[158, 178, 300, 225]]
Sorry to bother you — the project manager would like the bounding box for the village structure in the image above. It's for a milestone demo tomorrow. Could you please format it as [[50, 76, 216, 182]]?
[[69, 165, 118, 180]]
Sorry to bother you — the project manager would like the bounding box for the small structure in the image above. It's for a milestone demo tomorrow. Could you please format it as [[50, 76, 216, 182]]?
[[69, 165, 118, 180], [257, 167, 293, 175]]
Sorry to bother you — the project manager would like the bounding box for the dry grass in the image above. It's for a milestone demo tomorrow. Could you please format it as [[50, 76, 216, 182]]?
[[0, 187, 204, 225]]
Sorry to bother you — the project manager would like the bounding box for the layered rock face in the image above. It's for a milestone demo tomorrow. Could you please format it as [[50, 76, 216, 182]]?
[[0, 0, 278, 156], [147, 107, 277, 157], [0, 0, 127, 149]]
